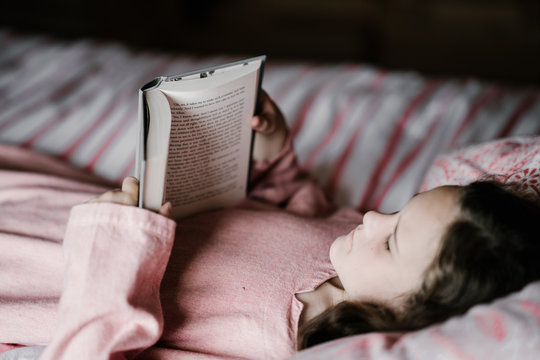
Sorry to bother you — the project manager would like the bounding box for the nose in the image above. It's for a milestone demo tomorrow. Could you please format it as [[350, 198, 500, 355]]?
[[362, 210, 396, 235], [362, 210, 386, 225]]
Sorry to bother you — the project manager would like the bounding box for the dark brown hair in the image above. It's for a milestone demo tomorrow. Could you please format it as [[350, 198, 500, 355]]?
[[298, 181, 540, 349]]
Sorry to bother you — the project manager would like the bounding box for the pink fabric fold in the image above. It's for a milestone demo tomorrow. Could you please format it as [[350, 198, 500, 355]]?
[[40, 204, 176, 360]]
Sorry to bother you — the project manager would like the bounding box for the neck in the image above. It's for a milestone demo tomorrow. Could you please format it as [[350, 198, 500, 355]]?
[[295, 277, 346, 328]]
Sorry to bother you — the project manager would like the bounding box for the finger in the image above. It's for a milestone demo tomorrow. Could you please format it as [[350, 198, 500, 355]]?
[[251, 115, 276, 134], [159, 202, 172, 218], [251, 115, 268, 131], [258, 90, 276, 116], [121, 176, 139, 204], [250, 115, 261, 129], [86, 189, 120, 203], [86, 196, 99, 203], [88, 189, 137, 206]]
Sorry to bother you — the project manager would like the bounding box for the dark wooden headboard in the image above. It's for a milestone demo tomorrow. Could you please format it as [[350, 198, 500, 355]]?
[[1, 0, 538, 83]]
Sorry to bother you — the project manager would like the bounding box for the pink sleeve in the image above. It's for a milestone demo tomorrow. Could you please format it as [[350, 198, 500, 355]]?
[[249, 137, 334, 216], [40, 203, 176, 360]]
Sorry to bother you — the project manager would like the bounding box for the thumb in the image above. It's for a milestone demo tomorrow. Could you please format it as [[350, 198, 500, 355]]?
[[159, 202, 173, 218]]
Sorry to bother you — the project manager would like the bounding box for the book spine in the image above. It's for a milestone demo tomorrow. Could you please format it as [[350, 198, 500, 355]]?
[[135, 89, 147, 208], [246, 56, 266, 193]]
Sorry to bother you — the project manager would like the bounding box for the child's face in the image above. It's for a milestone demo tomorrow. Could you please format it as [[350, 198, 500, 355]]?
[[330, 186, 461, 308]]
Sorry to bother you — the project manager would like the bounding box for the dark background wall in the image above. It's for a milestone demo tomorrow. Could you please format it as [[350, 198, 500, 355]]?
[[1, 0, 539, 84]]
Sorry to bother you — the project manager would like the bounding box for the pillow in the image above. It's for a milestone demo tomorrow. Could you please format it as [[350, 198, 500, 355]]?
[[420, 135, 540, 197], [292, 280, 540, 360], [0, 346, 44, 360], [293, 136, 540, 360]]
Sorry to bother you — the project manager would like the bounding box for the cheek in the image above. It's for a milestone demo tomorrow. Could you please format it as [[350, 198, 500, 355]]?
[[338, 250, 405, 301], [340, 260, 385, 301], [348, 266, 409, 303], [332, 243, 373, 291]]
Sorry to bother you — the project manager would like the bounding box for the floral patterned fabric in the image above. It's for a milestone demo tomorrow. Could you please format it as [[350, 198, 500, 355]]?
[[420, 135, 540, 198]]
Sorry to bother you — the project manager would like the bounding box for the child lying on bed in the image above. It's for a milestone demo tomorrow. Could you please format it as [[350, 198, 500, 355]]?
[[1, 92, 539, 359]]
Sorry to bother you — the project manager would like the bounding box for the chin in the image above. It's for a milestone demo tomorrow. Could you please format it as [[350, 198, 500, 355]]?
[[329, 238, 337, 263], [329, 236, 343, 266]]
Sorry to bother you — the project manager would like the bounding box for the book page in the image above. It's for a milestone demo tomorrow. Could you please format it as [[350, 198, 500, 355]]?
[[161, 72, 257, 218]]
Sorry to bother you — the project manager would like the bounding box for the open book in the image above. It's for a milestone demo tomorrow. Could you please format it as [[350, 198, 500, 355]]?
[[136, 56, 266, 218]]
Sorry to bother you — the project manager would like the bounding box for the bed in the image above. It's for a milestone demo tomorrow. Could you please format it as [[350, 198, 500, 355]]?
[[1, 28, 540, 359]]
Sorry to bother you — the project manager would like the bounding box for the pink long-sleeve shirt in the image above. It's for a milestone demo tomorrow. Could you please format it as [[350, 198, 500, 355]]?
[[0, 140, 362, 359]]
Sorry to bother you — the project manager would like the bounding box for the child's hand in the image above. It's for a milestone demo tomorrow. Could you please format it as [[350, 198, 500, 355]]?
[[87, 176, 172, 218], [251, 90, 289, 162]]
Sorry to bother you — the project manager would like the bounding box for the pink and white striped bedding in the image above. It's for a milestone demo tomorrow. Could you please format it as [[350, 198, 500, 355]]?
[[2, 29, 539, 214], [2, 29, 540, 359]]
